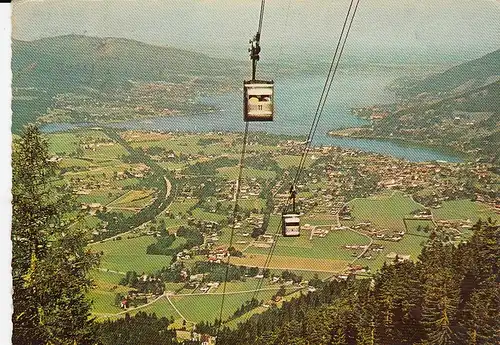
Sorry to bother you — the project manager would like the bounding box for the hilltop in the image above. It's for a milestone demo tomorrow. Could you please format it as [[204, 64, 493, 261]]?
[[395, 49, 500, 97]]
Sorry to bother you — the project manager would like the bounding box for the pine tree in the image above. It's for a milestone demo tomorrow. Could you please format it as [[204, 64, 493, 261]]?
[[12, 125, 99, 345], [420, 239, 460, 345], [373, 263, 397, 345], [456, 221, 500, 344], [303, 308, 332, 345]]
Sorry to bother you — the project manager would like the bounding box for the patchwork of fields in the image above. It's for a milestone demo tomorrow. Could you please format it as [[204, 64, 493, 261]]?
[[45, 128, 499, 327]]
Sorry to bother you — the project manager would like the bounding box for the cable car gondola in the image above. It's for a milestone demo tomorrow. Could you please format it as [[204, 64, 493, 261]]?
[[219, 0, 363, 329], [244, 80, 274, 121], [282, 185, 300, 237], [243, 30, 275, 122], [282, 213, 301, 237]]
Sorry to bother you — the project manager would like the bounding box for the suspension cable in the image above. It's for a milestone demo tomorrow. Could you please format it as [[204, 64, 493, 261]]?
[[214, 5, 273, 340], [294, 0, 360, 186], [252, 0, 362, 301], [215, 122, 250, 339], [258, 0, 267, 35], [248, 0, 294, 301]]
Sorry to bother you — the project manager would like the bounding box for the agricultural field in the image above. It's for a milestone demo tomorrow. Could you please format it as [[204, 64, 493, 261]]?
[[109, 286, 282, 324], [224, 285, 307, 329], [168, 198, 199, 215], [347, 191, 422, 231], [404, 219, 435, 234], [77, 190, 126, 206], [217, 229, 252, 251], [275, 154, 314, 169], [226, 198, 265, 212], [126, 132, 239, 156], [356, 234, 429, 271], [58, 157, 95, 169], [432, 199, 499, 223], [88, 270, 131, 315], [339, 192, 439, 270], [81, 142, 130, 161], [153, 217, 189, 232], [169, 288, 283, 323], [48, 132, 80, 155], [230, 254, 348, 273], [302, 213, 338, 225], [159, 161, 189, 171], [107, 189, 155, 210], [89, 235, 183, 274], [117, 295, 180, 320], [246, 229, 369, 261]]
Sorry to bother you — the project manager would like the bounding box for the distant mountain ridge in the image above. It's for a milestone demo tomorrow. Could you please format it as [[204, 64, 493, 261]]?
[[400, 48, 500, 97], [12, 34, 242, 91], [10, 35, 244, 132]]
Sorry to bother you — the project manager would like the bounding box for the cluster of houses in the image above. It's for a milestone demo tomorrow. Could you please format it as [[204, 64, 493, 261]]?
[[206, 247, 228, 263], [81, 202, 106, 215], [113, 164, 150, 179], [351, 105, 394, 121], [81, 141, 115, 151], [385, 252, 411, 262], [269, 139, 497, 212], [191, 333, 215, 345], [72, 164, 151, 214]]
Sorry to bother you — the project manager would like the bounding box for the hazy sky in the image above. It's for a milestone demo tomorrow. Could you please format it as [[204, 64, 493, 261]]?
[[11, 0, 500, 63]]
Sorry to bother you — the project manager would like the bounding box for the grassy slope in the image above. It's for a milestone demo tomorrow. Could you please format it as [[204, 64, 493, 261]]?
[[405, 49, 500, 96]]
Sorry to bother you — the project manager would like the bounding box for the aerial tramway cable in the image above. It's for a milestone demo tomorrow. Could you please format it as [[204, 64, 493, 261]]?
[[216, 122, 249, 329], [252, 0, 362, 301], [293, 0, 361, 185], [215, 1, 269, 340], [215, 0, 361, 336]]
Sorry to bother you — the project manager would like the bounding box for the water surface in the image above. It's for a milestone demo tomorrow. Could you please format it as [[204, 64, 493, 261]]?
[[42, 69, 461, 163]]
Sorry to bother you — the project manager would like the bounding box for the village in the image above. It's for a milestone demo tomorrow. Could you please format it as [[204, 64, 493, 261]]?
[[44, 128, 499, 334]]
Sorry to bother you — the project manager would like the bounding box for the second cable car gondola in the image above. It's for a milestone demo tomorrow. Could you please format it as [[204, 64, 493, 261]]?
[[244, 80, 274, 122], [282, 185, 300, 237], [282, 213, 301, 237]]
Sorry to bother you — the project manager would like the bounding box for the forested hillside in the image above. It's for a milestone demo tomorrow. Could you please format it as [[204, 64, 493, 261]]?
[[12, 35, 240, 91], [397, 49, 500, 97], [343, 49, 500, 163], [11, 35, 242, 132], [374, 80, 499, 161]]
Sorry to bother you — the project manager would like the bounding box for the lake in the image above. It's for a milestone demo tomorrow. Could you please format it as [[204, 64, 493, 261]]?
[[41, 67, 461, 163]]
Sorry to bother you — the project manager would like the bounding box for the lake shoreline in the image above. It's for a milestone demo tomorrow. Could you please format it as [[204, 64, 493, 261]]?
[[39, 71, 463, 163], [328, 127, 467, 162]]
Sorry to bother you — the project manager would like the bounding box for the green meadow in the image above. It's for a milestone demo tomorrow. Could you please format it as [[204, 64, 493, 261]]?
[[348, 191, 422, 231], [169, 289, 279, 323], [433, 199, 498, 222], [244, 228, 370, 262], [48, 132, 80, 154], [89, 235, 184, 274]]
